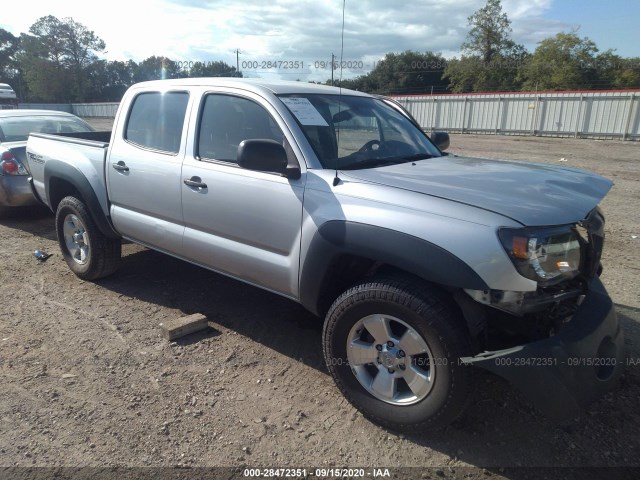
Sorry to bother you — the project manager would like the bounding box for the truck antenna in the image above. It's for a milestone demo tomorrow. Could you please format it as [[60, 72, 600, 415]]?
[[333, 0, 346, 187]]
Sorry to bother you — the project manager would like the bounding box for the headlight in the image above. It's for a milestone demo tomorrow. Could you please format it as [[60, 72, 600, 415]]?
[[499, 226, 582, 286]]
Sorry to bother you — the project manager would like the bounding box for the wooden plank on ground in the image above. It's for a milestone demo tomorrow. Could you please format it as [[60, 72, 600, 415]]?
[[159, 313, 208, 341]]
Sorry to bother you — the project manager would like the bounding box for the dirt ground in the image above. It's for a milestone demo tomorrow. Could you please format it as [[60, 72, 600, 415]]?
[[1, 122, 639, 479]]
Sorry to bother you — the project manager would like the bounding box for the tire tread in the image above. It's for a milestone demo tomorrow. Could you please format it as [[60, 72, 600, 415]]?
[[323, 274, 473, 432], [56, 196, 120, 280]]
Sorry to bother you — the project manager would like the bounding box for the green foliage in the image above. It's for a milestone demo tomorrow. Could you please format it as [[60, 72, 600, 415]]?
[[12, 15, 242, 102], [0, 28, 19, 78], [576, 51, 640, 90], [16, 16, 105, 101], [444, 0, 528, 92], [332, 51, 449, 95], [461, 0, 515, 63], [187, 60, 241, 77], [87, 60, 133, 102], [133, 56, 186, 82], [520, 32, 599, 90]]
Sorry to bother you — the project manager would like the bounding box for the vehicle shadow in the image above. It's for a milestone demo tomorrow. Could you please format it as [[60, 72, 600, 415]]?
[[0, 205, 56, 241], [96, 247, 326, 370], [96, 247, 640, 475]]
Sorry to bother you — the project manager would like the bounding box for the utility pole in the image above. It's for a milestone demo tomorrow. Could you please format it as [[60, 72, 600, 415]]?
[[331, 53, 335, 86], [234, 49, 241, 75]]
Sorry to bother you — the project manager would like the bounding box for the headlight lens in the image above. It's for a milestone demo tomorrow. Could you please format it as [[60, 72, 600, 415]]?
[[499, 226, 582, 286]]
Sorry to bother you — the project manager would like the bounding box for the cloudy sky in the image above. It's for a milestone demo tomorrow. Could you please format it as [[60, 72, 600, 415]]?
[[1, 0, 638, 81]]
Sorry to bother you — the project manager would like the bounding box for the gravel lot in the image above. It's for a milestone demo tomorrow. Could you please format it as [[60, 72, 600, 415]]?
[[0, 122, 638, 479]]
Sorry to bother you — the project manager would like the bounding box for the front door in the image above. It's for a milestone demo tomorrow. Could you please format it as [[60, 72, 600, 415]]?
[[181, 91, 305, 298]]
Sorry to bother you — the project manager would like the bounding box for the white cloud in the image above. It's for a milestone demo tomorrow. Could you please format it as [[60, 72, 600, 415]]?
[[0, 0, 572, 81]]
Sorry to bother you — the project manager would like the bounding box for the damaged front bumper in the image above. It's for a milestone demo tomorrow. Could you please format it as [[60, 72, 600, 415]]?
[[461, 276, 624, 420]]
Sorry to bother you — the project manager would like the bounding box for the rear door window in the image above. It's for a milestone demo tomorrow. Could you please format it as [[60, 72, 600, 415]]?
[[125, 92, 189, 153]]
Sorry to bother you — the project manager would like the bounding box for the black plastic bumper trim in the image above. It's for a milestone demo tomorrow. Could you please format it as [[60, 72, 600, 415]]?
[[461, 276, 625, 420]]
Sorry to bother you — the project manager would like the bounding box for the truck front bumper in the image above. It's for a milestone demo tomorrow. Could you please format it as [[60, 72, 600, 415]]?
[[461, 276, 624, 420]]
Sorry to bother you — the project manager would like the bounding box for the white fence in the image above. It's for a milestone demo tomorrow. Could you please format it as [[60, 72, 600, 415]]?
[[19, 91, 640, 140], [392, 90, 640, 140], [19, 102, 119, 117]]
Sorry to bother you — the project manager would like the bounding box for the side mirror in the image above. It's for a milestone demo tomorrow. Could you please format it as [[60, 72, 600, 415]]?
[[237, 139, 289, 175], [430, 131, 450, 151]]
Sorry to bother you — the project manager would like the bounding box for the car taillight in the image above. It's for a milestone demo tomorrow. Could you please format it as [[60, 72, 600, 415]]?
[[0, 151, 28, 175]]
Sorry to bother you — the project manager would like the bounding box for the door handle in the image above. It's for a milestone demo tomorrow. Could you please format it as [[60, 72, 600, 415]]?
[[184, 177, 208, 189], [112, 161, 129, 172]]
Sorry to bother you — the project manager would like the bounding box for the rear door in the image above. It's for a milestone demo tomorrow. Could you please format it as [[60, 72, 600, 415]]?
[[107, 90, 190, 253], [180, 89, 306, 298]]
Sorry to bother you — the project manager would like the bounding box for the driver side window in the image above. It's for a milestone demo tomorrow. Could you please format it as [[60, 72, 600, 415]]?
[[197, 94, 284, 163]]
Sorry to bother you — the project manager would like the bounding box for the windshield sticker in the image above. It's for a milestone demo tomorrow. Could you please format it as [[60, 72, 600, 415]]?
[[280, 97, 329, 126]]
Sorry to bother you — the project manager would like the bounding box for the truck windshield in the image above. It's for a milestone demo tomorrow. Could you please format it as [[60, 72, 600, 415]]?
[[278, 94, 441, 170]]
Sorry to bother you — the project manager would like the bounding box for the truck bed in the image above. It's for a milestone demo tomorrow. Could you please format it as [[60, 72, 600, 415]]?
[[29, 130, 111, 147], [27, 131, 112, 215]]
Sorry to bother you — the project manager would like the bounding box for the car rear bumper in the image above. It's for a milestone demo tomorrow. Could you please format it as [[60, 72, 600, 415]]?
[[0, 174, 38, 207], [461, 276, 624, 420]]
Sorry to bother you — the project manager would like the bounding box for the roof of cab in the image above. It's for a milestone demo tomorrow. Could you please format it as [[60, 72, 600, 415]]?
[[129, 77, 371, 97]]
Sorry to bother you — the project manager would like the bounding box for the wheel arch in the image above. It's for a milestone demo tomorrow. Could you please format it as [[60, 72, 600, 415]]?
[[45, 160, 120, 239], [299, 220, 489, 317]]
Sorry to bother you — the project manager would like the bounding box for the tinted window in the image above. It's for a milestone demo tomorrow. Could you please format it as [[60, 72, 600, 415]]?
[[197, 94, 283, 163], [125, 92, 189, 153]]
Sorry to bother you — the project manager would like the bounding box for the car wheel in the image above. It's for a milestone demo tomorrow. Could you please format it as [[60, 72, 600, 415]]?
[[56, 196, 121, 280], [323, 275, 474, 431]]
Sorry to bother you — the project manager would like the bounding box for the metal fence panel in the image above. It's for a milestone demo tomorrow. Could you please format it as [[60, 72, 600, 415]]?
[[394, 91, 640, 140], [19, 103, 73, 113], [19, 102, 119, 117], [71, 103, 120, 117], [18, 92, 640, 140]]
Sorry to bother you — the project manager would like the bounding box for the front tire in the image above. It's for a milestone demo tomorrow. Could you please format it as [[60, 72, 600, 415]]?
[[323, 275, 474, 432], [56, 196, 121, 280]]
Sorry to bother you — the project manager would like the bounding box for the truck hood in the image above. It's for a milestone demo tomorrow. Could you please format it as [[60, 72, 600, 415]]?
[[340, 155, 613, 226]]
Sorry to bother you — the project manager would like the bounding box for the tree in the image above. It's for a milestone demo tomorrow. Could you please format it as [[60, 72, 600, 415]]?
[[462, 0, 515, 63], [17, 29, 71, 102], [444, 0, 526, 92], [186, 60, 241, 77], [591, 52, 640, 89], [611, 58, 640, 88], [17, 16, 105, 101], [59, 17, 105, 100], [0, 28, 19, 80], [0, 28, 24, 99], [331, 51, 450, 95], [519, 32, 599, 91], [132, 56, 186, 82], [87, 60, 135, 101]]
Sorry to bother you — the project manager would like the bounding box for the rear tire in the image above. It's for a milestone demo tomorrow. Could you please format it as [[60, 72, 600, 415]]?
[[56, 196, 121, 280], [323, 275, 474, 432]]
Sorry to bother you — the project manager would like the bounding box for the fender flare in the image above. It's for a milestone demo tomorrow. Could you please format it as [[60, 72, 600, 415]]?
[[44, 160, 120, 239], [299, 220, 489, 315]]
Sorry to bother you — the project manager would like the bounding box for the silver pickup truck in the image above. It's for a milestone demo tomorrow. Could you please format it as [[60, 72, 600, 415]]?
[[26, 78, 624, 431]]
